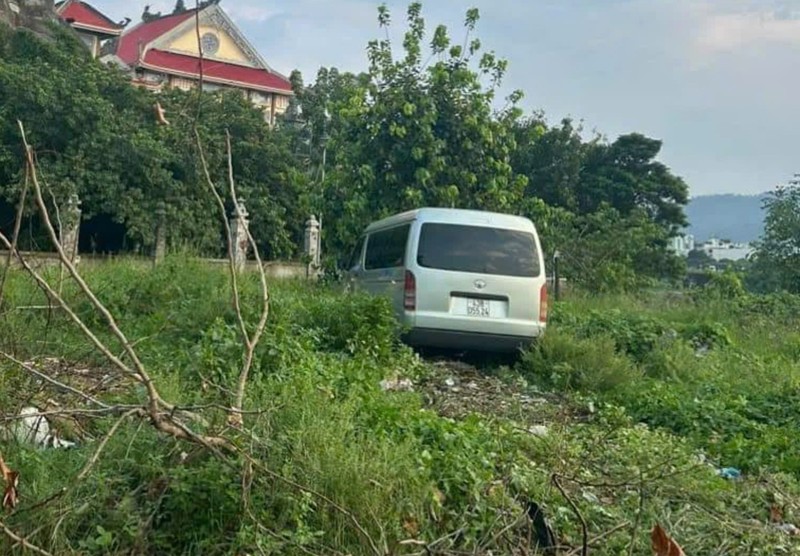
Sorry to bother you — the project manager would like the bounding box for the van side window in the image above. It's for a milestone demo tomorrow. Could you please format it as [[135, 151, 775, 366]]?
[[364, 225, 410, 270], [347, 237, 365, 269]]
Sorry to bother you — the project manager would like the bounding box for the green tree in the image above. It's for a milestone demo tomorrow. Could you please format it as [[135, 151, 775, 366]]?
[[512, 116, 587, 211], [308, 3, 527, 257], [0, 23, 308, 259], [173, 0, 188, 14], [577, 134, 688, 231], [511, 116, 689, 288], [687, 248, 714, 269], [750, 180, 800, 292], [552, 205, 685, 292]]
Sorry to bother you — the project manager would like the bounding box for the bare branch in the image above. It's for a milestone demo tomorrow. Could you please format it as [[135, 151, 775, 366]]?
[[12, 121, 226, 451], [193, 128, 248, 347], [77, 409, 139, 480], [225, 130, 270, 425], [0, 230, 143, 384], [0, 351, 111, 409], [1, 407, 135, 424], [0, 520, 53, 556], [17, 120, 162, 419], [194, 0, 205, 121], [552, 473, 588, 556], [193, 128, 271, 427]]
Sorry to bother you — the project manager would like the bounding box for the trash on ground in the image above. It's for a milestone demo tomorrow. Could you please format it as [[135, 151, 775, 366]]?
[[380, 378, 414, 392], [14, 407, 77, 449], [527, 425, 549, 437], [718, 467, 741, 480]]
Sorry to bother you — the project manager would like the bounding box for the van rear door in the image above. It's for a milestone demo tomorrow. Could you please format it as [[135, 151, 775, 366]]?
[[412, 222, 543, 328]]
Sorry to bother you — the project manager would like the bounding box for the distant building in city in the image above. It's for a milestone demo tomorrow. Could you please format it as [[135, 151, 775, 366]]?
[[101, 2, 293, 125], [669, 234, 696, 257], [672, 234, 753, 262], [56, 0, 127, 58], [700, 238, 753, 262]]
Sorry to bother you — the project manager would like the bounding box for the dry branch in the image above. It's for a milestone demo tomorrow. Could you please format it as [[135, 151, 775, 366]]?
[[193, 128, 270, 428], [552, 473, 588, 556], [0, 352, 111, 409], [12, 120, 227, 450], [19, 121, 161, 418], [225, 130, 270, 425], [0, 520, 53, 556]]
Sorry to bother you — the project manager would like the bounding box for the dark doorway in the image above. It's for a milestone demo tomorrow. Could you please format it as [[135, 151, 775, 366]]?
[[79, 213, 128, 255]]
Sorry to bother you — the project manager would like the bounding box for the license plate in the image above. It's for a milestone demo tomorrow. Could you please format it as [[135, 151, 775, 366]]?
[[466, 298, 490, 317]]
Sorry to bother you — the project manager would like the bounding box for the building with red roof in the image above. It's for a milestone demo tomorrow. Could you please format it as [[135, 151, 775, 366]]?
[[56, 0, 128, 58], [103, 2, 293, 125]]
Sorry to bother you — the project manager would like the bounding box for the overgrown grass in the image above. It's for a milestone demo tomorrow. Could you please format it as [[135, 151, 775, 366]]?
[[520, 285, 800, 476], [1, 258, 799, 554]]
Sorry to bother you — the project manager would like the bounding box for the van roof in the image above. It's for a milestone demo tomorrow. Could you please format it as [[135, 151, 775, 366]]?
[[364, 207, 535, 234]]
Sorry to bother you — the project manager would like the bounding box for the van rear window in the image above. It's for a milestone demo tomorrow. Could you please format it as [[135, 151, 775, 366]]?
[[416, 223, 540, 277]]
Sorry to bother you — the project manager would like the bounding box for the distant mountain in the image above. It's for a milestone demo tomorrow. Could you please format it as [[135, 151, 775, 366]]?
[[684, 193, 768, 243]]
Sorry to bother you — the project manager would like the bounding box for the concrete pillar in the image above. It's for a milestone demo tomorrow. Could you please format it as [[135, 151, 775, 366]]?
[[153, 202, 167, 265], [61, 194, 81, 264], [230, 200, 250, 272], [304, 215, 321, 276]]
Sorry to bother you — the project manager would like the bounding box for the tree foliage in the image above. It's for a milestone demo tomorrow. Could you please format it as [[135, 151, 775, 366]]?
[[0, 22, 309, 258], [750, 181, 800, 293], [292, 3, 527, 255], [2, 1, 692, 289], [172, 0, 187, 14], [510, 117, 688, 289], [294, 34, 689, 287]]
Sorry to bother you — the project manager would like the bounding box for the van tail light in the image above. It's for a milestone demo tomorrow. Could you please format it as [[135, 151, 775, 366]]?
[[404, 270, 416, 311], [539, 283, 548, 323]]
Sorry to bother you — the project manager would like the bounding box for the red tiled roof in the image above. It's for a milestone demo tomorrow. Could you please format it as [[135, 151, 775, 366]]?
[[57, 0, 124, 35], [141, 49, 292, 93], [116, 10, 197, 64], [115, 9, 292, 94]]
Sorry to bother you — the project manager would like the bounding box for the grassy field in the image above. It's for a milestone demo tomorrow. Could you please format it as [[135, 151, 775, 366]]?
[[0, 258, 799, 554]]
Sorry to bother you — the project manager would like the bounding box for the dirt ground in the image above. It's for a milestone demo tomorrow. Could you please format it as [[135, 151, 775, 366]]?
[[414, 353, 581, 429]]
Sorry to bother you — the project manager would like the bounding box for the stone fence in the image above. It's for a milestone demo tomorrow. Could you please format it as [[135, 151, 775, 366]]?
[[0, 197, 323, 280]]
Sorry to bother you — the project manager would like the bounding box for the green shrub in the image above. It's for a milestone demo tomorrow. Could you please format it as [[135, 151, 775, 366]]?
[[520, 328, 641, 392]]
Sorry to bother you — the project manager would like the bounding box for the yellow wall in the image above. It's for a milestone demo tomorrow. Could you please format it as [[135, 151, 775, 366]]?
[[166, 26, 250, 65]]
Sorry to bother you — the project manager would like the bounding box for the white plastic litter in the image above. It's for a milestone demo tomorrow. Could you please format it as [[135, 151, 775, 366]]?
[[14, 407, 76, 449]]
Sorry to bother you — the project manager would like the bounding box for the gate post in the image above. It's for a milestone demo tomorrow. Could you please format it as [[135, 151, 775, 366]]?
[[304, 215, 321, 277], [153, 201, 167, 265], [62, 194, 81, 264], [231, 200, 250, 272]]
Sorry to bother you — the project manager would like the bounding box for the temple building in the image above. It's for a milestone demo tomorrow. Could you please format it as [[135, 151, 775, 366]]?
[[102, 2, 293, 125], [55, 0, 127, 58]]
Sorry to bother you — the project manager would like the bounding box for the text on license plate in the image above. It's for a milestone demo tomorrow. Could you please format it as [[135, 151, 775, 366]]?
[[466, 298, 490, 317]]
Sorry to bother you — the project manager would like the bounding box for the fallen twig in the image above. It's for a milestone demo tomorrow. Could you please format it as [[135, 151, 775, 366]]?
[[0, 519, 53, 556], [0, 351, 110, 409]]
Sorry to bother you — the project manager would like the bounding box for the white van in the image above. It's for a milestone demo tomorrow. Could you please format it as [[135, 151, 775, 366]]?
[[345, 208, 547, 352]]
